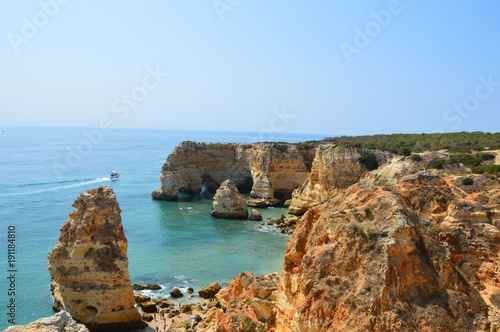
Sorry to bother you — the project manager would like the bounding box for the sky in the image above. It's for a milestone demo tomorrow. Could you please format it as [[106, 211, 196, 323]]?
[[1, 0, 499, 136]]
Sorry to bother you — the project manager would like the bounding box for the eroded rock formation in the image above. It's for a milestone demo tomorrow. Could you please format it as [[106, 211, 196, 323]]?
[[276, 154, 500, 332], [201, 150, 500, 331], [151, 141, 315, 202], [288, 145, 391, 215], [47, 187, 146, 332], [4, 311, 89, 332], [211, 179, 248, 219], [197, 272, 280, 332]]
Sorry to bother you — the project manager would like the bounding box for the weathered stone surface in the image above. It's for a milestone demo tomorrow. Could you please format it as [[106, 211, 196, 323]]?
[[4, 311, 89, 332], [138, 300, 157, 313], [196, 272, 279, 331], [134, 293, 151, 303], [276, 168, 500, 331], [152, 141, 315, 201], [211, 179, 248, 219], [198, 282, 222, 299], [249, 209, 263, 221], [47, 187, 146, 332], [200, 150, 500, 331], [170, 288, 183, 298], [288, 145, 391, 215]]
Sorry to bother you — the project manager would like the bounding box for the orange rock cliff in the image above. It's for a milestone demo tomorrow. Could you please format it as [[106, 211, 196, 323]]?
[[157, 142, 500, 332], [47, 187, 146, 332]]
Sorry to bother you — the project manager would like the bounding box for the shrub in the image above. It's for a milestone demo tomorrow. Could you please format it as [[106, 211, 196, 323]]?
[[462, 177, 474, 185], [479, 153, 495, 161], [359, 153, 379, 171], [409, 154, 422, 162], [364, 208, 372, 216], [427, 158, 445, 170]]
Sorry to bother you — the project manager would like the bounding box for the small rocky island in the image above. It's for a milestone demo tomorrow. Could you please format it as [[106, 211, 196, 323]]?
[[211, 179, 249, 219]]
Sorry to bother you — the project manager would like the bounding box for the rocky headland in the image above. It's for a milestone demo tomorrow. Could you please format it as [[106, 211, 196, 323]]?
[[151, 140, 500, 331], [47, 187, 146, 332], [151, 141, 315, 202]]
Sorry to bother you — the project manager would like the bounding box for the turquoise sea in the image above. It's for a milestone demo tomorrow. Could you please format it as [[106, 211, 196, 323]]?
[[0, 126, 325, 330]]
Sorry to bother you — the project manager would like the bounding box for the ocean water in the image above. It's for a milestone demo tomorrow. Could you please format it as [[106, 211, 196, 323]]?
[[0, 126, 325, 330]]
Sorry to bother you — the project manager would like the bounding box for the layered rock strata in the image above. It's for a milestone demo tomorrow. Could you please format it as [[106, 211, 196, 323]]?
[[151, 141, 315, 201], [288, 145, 392, 215], [202, 151, 500, 331], [211, 179, 249, 219], [276, 161, 500, 331], [47, 187, 146, 332]]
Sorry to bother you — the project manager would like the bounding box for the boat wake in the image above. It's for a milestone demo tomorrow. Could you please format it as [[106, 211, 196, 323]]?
[[1, 177, 112, 196]]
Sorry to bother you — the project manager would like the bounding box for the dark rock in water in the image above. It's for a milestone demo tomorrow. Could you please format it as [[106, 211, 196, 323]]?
[[187, 287, 194, 294], [138, 301, 157, 313], [198, 282, 222, 299], [134, 294, 151, 304], [146, 283, 162, 290], [132, 283, 161, 290], [249, 209, 263, 221], [170, 288, 184, 298]]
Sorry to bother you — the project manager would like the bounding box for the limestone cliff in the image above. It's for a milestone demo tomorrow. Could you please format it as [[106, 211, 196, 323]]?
[[288, 145, 392, 215], [47, 187, 146, 332], [276, 153, 500, 331], [211, 179, 248, 219], [151, 141, 315, 201], [200, 150, 500, 331]]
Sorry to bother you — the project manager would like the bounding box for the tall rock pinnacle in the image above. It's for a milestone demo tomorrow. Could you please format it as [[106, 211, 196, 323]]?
[[47, 187, 146, 331]]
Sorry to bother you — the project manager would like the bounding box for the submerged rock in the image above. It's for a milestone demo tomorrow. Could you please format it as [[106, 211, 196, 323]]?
[[47, 187, 146, 332], [211, 179, 248, 219]]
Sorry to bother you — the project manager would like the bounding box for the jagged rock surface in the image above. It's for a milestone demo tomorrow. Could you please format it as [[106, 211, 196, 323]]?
[[4, 311, 89, 332], [288, 145, 392, 215], [275, 154, 500, 331], [211, 179, 248, 219], [47, 187, 146, 332], [200, 150, 500, 331], [151, 141, 315, 201], [197, 272, 280, 332]]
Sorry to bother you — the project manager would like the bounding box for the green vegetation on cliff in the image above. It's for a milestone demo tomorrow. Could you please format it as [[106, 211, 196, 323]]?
[[323, 132, 500, 154]]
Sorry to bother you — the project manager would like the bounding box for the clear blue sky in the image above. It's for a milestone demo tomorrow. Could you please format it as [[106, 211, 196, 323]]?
[[1, 0, 499, 136]]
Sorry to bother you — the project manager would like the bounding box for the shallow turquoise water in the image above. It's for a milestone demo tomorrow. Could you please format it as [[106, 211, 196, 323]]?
[[0, 126, 324, 329]]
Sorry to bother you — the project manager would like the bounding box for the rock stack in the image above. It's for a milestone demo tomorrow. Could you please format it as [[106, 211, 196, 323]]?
[[211, 179, 249, 219], [47, 187, 146, 331]]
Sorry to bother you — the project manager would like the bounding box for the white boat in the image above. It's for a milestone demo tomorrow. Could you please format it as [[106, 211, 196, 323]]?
[[179, 207, 192, 210], [109, 171, 120, 180]]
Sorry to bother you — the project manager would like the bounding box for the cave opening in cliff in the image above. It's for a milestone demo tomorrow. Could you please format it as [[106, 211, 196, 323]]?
[[237, 176, 254, 194]]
